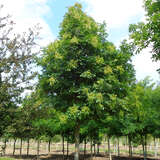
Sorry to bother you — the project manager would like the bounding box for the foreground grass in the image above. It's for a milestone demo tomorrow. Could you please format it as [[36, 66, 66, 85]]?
[[0, 158, 16, 160]]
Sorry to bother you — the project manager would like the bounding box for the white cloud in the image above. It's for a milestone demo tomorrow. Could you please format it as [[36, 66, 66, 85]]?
[[81, 0, 145, 29], [0, 0, 55, 46], [132, 48, 160, 82]]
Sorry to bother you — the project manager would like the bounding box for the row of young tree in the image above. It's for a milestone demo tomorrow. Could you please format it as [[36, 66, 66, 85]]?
[[2, 77, 160, 159], [0, 0, 160, 160]]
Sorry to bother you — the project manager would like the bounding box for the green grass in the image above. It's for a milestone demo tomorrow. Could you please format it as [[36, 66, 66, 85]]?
[[0, 158, 16, 160]]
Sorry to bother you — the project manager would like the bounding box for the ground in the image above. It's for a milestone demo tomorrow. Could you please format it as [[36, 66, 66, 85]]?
[[1, 153, 160, 160], [0, 140, 159, 160]]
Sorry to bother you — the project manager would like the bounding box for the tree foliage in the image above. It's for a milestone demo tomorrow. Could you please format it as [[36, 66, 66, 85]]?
[[0, 5, 39, 137], [129, 0, 160, 61]]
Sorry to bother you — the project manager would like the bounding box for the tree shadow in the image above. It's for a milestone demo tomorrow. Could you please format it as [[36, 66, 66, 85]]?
[[2, 153, 104, 160], [2, 153, 160, 160], [112, 155, 159, 160]]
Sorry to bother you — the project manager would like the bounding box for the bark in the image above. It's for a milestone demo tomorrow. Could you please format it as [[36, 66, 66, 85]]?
[[20, 138, 22, 155], [143, 135, 147, 160], [3, 139, 6, 155], [97, 143, 100, 154], [27, 138, 30, 156], [154, 137, 157, 158], [62, 135, 65, 160], [13, 138, 16, 156], [84, 139, 86, 157], [117, 138, 120, 156], [140, 134, 147, 160], [128, 136, 132, 157], [48, 139, 51, 153], [37, 139, 40, 158], [93, 142, 96, 156], [108, 137, 112, 160], [67, 139, 69, 158], [74, 125, 80, 160], [90, 139, 93, 160]]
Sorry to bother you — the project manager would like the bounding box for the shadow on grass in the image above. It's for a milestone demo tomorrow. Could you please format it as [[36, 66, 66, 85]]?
[[112, 155, 159, 160], [2, 153, 160, 160], [12, 154, 92, 160]]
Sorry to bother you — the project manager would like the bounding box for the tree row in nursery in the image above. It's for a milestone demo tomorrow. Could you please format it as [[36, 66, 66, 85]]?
[[1, 80, 160, 160], [0, 0, 160, 160]]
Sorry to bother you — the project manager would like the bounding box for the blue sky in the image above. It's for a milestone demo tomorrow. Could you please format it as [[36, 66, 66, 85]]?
[[42, 0, 142, 42], [1, 0, 160, 82]]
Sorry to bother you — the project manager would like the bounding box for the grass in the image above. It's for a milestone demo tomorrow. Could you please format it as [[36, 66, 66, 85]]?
[[0, 158, 16, 160]]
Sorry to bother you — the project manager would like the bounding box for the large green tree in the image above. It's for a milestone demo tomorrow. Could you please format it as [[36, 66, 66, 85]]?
[[38, 3, 135, 160]]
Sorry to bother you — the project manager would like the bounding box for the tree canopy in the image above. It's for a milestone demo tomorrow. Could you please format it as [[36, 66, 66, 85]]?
[[129, 0, 160, 61]]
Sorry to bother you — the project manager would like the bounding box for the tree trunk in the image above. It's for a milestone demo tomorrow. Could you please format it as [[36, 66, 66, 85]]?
[[117, 137, 120, 156], [74, 125, 80, 160], [108, 137, 112, 160], [84, 139, 86, 157], [93, 142, 96, 156], [67, 139, 69, 158], [90, 139, 93, 160], [27, 138, 30, 156], [141, 134, 147, 160], [13, 138, 16, 156], [154, 137, 158, 158], [62, 135, 65, 160], [37, 139, 40, 158], [128, 136, 132, 157], [97, 143, 99, 154], [20, 138, 22, 155], [48, 139, 51, 154], [3, 139, 7, 156], [143, 135, 147, 160]]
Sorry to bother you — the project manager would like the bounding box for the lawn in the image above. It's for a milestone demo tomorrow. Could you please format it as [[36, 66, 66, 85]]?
[[0, 158, 16, 160]]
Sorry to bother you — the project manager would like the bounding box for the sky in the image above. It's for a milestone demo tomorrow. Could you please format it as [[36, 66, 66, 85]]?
[[1, 0, 160, 83]]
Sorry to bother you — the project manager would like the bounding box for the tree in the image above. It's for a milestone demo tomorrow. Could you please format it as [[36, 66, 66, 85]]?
[[129, 0, 160, 61], [38, 3, 135, 160], [122, 78, 154, 160], [0, 5, 39, 136], [150, 85, 160, 157], [151, 85, 160, 138]]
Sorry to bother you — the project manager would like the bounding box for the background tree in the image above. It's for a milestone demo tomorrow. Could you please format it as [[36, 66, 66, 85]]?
[[0, 5, 39, 138], [122, 78, 154, 159], [129, 0, 160, 61]]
